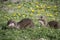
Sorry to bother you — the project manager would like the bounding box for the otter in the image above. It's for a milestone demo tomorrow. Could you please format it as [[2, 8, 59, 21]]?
[[38, 16, 60, 29], [38, 16, 47, 27], [7, 19, 17, 28], [48, 21, 60, 29], [17, 18, 34, 29], [7, 18, 34, 29]]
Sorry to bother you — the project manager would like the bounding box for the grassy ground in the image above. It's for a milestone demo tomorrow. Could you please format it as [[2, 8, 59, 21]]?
[[0, 0, 60, 40]]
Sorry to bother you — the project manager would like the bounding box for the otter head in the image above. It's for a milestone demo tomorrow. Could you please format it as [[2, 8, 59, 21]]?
[[7, 19, 17, 28]]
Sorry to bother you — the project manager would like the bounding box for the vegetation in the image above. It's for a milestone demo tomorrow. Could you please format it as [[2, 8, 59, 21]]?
[[0, 0, 60, 40]]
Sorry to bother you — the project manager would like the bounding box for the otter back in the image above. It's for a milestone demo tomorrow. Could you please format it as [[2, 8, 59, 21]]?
[[17, 18, 34, 29], [48, 21, 59, 29]]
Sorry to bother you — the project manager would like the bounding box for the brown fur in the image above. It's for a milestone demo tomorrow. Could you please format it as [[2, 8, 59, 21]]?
[[38, 16, 60, 29], [7, 18, 34, 29], [17, 18, 34, 29], [48, 21, 60, 29]]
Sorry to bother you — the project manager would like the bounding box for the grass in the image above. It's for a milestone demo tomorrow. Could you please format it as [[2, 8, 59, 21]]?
[[0, 0, 60, 40], [0, 27, 60, 40]]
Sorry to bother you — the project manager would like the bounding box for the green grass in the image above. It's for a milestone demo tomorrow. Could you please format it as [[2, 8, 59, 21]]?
[[0, 27, 60, 40], [0, 0, 60, 40]]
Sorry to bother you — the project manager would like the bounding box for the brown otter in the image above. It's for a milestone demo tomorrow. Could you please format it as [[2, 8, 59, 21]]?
[[17, 18, 34, 29], [38, 16, 47, 27], [7, 18, 34, 29], [48, 21, 60, 29], [7, 19, 17, 28], [38, 16, 60, 29]]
